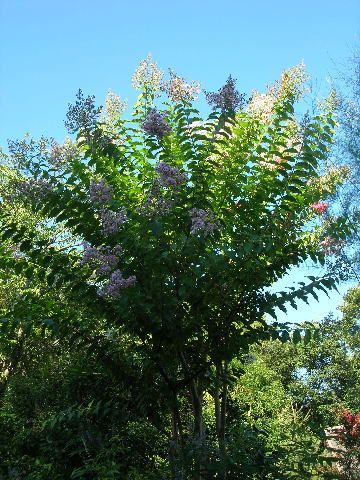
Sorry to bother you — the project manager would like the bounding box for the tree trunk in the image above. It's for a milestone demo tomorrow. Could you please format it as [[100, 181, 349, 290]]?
[[169, 391, 185, 480], [215, 361, 228, 480], [179, 351, 206, 480]]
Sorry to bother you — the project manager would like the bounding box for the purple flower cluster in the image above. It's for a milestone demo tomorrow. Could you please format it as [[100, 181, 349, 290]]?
[[155, 162, 186, 188], [8, 136, 55, 171], [49, 140, 78, 168], [142, 109, 171, 139], [81, 243, 135, 299], [140, 163, 185, 217], [16, 177, 52, 201], [100, 208, 127, 235], [89, 179, 113, 205], [99, 270, 136, 299], [141, 182, 174, 217], [190, 208, 219, 236], [81, 243, 122, 275], [205, 75, 246, 113], [65, 89, 102, 133], [8, 137, 36, 169]]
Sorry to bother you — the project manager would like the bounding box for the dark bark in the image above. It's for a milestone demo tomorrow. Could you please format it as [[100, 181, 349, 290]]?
[[179, 351, 206, 480]]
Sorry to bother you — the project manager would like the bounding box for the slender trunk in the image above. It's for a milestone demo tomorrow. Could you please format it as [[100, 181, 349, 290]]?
[[179, 351, 206, 480], [172, 391, 184, 443], [189, 377, 203, 436], [169, 391, 186, 480], [157, 363, 185, 479], [219, 381, 227, 479], [215, 361, 228, 480], [214, 380, 221, 439], [170, 408, 179, 480], [189, 379, 206, 480], [219, 363, 227, 442], [179, 352, 203, 436]]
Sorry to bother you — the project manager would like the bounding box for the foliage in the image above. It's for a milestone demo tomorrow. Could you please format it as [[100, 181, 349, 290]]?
[[0, 56, 354, 478], [249, 284, 360, 478]]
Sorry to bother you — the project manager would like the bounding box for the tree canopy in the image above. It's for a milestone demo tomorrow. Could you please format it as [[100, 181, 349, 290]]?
[[0, 56, 357, 479]]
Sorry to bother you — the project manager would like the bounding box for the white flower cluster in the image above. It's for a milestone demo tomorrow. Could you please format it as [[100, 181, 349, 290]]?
[[102, 90, 127, 126], [132, 54, 163, 93], [162, 69, 201, 103], [248, 91, 275, 122]]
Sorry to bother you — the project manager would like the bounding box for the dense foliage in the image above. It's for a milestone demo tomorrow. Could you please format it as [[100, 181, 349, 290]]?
[[0, 56, 357, 479]]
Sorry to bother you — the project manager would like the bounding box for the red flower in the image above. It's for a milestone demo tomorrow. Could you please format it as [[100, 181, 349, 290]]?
[[341, 410, 355, 426]]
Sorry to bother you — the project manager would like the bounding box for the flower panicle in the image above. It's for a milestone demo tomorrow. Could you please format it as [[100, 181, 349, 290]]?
[[162, 69, 201, 103], [205, 75, 246, 113], [132, 54, 163, 92], [100, 208, 127, 236], [65, 89, 102, 134], [155, 162, 186, 188], [142, 109, 171, 138], [190, 208, 220, 236], [89, 179, 113, 205], [99, 270, 136, 299]]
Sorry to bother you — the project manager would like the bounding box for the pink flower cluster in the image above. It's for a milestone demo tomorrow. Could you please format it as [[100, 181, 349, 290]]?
[[65, 89, 102, 133], [190, 208, 219, 236], [205, 75, 245, 113], [310, 201, 329, 214], [141, 182, 174, 217], [162, 70, 201, 103], [140, 163, 185, 217], [155, 162, 186, 188], [49, 141, 78, 168]]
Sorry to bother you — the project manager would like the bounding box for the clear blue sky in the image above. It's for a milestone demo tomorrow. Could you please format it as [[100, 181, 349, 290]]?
[[1, 0, 359, 322]]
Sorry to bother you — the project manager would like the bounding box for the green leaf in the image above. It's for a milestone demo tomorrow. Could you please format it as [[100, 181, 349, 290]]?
[[303, 329, 312, 345], [280, 330, 291, 343], [292, 329, 301, 344], [151, 220, 162, 237]]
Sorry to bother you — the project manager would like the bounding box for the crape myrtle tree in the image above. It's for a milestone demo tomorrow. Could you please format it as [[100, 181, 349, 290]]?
[[0, 56, 352, 478]]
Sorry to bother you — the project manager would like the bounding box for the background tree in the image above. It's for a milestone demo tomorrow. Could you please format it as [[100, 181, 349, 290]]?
[[331, 49, 360, 277], [247, 285, 360, 478]]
